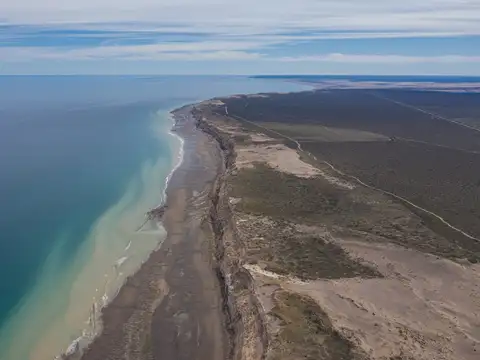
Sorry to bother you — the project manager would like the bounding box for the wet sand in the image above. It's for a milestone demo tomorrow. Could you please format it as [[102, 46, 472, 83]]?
[[78, 106, 229, 360]]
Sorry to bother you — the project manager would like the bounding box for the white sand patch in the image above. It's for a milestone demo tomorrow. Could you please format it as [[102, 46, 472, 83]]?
[[236, 142, 354, 190], [216, 125, 241, 135], [236, 144, 320, 178], [211, 116, 355, 188], [316, 169, 355, 190], [207, 99, 225, 106], [229, 197, 242, 205], [250, 133, 275, 143], [215, 121, 354, 188], [243, 264, 307, 285], [216, 125, 273, 143]]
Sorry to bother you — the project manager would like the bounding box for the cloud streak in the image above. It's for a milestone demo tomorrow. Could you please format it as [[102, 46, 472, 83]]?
[[0, 42, 264, 61], [1, 1, 479, 74], [2, 43, 479, 65], [2, 0, 480, 36]]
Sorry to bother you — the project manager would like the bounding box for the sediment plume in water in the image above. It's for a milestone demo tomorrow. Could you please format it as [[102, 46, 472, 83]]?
[[0, 112, 183, 360]]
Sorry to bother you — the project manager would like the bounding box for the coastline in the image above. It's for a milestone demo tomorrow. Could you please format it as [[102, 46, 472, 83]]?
[[75, 103, 231, 360], [30, 81, 480, 360], [160, 112, 185, 207], [0, 77, 310, 360], [58, 107, 186, 360]]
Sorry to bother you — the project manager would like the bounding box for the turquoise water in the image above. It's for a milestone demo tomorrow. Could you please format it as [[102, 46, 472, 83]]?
[[0, 76, 306, 359]]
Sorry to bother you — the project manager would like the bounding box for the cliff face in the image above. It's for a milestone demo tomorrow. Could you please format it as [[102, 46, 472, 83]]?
[[195, 109, 269, 360], [73, 105, 235, 360]]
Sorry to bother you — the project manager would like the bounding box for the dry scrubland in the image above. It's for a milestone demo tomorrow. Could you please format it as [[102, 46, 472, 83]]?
[[223, 90, 480, 247], [196, 92, 480, 360]]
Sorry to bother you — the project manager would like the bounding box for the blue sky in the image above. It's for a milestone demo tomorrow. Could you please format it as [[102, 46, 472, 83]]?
[[1, 0, 479, 75]]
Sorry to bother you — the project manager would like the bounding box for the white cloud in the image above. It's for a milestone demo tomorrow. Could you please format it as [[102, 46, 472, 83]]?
[[1, 0, 479, 37], [1, 0, 479, 71]]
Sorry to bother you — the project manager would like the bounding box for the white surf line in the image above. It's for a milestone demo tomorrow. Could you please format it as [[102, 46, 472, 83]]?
[[225, 106, 480, 243], [162, 116, 185, 204], [115, 256, 128, 268], [125, 241, 132, 251], [137, 111, 186, 234], [151, 111, 185, 211], [370, 92, 480, 134]]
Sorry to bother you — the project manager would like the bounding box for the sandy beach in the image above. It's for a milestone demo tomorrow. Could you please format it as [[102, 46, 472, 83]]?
[[76, 105, 230, 360]]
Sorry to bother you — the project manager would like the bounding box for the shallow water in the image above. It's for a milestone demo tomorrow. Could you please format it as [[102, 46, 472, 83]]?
[[0, 76, 307, 359]]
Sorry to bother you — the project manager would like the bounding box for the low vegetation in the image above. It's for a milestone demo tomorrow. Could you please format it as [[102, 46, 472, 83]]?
[[303, 140, 480, 262], [268, 291, 367, 360], [230, 163, 350, 223], [225, 90, 480, 263]]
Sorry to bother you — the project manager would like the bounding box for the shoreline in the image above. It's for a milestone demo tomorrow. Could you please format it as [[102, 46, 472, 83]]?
[[159, 111, 186, 208], [61, 107, 187, 360], [76, 102, 230, 360], [0, 78, 310, 360]]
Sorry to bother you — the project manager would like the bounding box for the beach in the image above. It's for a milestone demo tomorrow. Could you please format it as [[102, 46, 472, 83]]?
[[77, 105, 230, 360]]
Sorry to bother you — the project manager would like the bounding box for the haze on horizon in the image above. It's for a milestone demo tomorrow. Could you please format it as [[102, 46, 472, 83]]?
[[1, 0, 479, 75]]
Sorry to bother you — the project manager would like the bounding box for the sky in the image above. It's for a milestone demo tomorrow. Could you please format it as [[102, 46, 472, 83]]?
[[1, 0, 480, 75]]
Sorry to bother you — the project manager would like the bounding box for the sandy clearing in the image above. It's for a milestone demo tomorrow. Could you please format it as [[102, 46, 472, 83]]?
[[243, 264, 307, 285], [211, 119, 355, 188], [236, 142, 355, 189], [236, 144, 321, 178], [213, 124, 273, 143], [205, 99, 225, 106]]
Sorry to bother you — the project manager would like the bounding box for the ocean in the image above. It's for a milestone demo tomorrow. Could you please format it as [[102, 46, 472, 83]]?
[[0, 76, 307, 360]]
